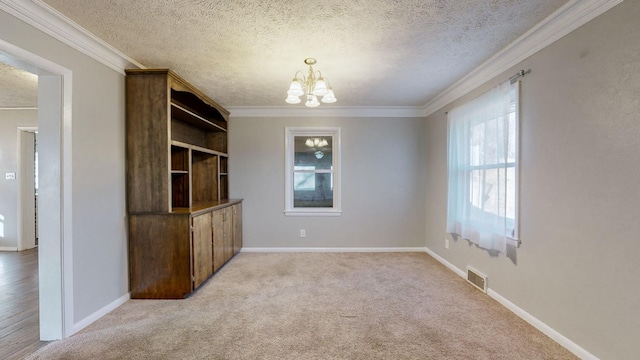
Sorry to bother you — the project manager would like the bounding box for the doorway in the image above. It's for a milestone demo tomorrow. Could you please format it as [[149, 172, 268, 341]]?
[[18, 127, 38, 251], [0, 39, 73, 341]]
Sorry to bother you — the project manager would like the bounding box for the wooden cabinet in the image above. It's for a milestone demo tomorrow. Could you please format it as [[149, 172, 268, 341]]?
[[232, 203, 243, 255], [212, 207, 228, 272], [192, 213, 213, 289], [212, 204, 242, 272], [126, 69, 242, 299], [129, 214, 192, 299]]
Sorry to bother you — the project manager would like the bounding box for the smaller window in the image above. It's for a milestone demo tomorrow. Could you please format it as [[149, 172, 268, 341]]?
[[285, 127, 341, 216]]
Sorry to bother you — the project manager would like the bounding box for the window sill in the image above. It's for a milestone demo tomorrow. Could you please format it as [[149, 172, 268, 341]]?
[[507, 237, 521, 248], [284, 209, 342, 217]]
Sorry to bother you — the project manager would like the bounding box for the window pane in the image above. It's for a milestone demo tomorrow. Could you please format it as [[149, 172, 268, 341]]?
[[293, 173, 333, 208], [484, 119, 498, 165], [506, 167, 516, 220], [470, 123, 483, 166], [469, 169, 480, 210], [507, 112, 516, 163], [294, 171, 315, 190], [294, 136, 332, 170], [482, 168, 499, 215]]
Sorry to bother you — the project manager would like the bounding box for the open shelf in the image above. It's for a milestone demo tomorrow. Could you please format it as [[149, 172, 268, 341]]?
[[170, 117, 228, 153], [220, 156, 228, 174], [171, 146, 189, 171], [171, 103, 226, 133], [171, 173, 189, 209], [171, 89, 227, 130], [191, 151, 219, 207]]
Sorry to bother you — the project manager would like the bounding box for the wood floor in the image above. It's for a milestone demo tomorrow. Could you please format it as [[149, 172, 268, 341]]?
[[0, 248, 48, 359]]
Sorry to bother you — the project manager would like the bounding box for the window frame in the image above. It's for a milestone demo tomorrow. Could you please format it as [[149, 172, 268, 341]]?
[[446, 81, 520, 250], [284, 127, 342, 217]]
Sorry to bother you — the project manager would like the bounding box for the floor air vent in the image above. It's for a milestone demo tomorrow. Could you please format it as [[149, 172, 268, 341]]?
[[466, 266, 487, 293]]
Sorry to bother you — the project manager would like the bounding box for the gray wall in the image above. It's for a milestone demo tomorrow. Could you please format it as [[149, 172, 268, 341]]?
[[0, 109, 37, 249], [424, 1, 640, 359], [229, 116, 426, 249], [0, 11, 128, 324]]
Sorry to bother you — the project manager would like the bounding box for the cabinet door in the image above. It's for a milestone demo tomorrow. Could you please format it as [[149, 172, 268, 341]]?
[[223, 207, 233, 263], [212, 209, 225, 272], [232, 203, 243, 255], [213, 206, 234, 272], [192, 213, 213, 289], [129, 214, 191, 299]]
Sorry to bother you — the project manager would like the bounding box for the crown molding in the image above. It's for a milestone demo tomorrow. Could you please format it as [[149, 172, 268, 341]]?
[[227, 106, 425, 118], [0, 0, 145, 74], [422, 0, 623, 117]]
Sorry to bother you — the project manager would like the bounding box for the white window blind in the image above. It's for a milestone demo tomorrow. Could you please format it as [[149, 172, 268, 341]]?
[[446, 80, 519, 253]]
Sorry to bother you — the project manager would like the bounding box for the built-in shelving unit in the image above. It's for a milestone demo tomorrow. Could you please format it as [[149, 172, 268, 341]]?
[[126, 69, 242, 299]]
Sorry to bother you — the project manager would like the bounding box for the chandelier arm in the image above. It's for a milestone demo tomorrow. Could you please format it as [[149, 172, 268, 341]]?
[[292, 71, 305, 82]]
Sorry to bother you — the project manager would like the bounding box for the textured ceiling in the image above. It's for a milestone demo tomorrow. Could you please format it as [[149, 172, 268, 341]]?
[[2, 0, 570, 108], [0, 62, 37, 107]]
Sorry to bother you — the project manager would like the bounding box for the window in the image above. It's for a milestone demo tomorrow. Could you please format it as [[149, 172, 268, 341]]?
[[285, 127, 341, 216], [446, 80, 519, 252]]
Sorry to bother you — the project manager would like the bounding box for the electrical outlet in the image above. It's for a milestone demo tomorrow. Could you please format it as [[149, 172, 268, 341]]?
[[5, 172, 16, 180], [445, 238, 449, 249], [300, 229, 306, 238]]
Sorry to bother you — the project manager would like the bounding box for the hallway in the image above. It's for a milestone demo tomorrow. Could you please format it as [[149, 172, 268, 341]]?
[[0, 248, 48, 359]]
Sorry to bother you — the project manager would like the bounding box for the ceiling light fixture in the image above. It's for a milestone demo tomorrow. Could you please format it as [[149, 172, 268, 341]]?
[[286, 58, 337, 107], [305, 137, 328, 148], [305, 137, 328, 159]]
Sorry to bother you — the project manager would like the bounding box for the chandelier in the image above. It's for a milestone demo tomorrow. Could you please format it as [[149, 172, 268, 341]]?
[[285, 58, 337, 107], [305, 137, 329, 159]]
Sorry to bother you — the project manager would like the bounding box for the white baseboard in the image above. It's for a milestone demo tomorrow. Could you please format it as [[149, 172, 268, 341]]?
[[0, 246, 18, 251], [487, 289, 599, 360], [241, 247, 428, 253], [424, 247, 466, 278], [71, 292, 130, 335], [424, 246, 599, 360]]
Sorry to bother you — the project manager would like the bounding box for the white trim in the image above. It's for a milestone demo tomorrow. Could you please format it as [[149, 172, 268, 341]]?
[[0, 246, 19, 251], [0, 0, 145, 74], [71, 292, 129, 335], [241, 247, 428, 253], [17, 126, 38, 252], [0, 107, 38, 110], [424, 247, 466, 278], [228, 106, 425, 118], [488, 289, 599, 360], [423, 0, 623, 116], [283, 210, 342, 217], [0, 37, 74, 341], [60, 66, 74, 339], [424, 246, 599, 360]]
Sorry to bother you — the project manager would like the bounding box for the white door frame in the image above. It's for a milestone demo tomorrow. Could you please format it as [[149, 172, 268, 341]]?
[[17, 126, 38, 251], [0, 38, 74, 340]]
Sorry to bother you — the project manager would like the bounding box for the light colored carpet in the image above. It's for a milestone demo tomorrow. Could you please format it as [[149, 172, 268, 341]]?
[[27, 252, 577, 359]]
